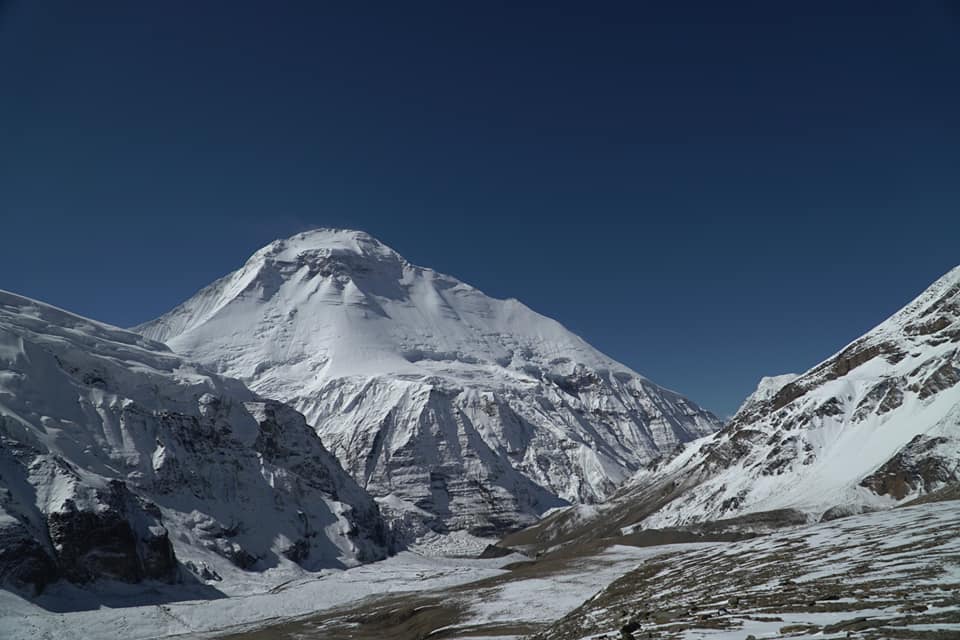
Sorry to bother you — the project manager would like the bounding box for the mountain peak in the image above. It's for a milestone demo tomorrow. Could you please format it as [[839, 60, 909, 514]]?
[[734, 373, 799, 417], [251, 229, 405, 269], [135, 230, 721, 535]]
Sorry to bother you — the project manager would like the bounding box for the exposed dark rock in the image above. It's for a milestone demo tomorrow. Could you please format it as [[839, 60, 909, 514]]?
[[222, 545, 258, 570], [689, 508, 808, 535], [621, 619, 641, 633], [47, 482, 177, 584], [478, 544, 517, 559], [860, 435, 958, 500], [140, 522, 178, 580], [906, 315, 951, 336], [877, 384, 905, 414], [549, 365, 602, 397], [247, 400, 393, 561], [282, 539, 311, 563], [48, 507, 142, 583], [0, 518, 58, 594], [900, 481, 960, 506], [183, 559, 222, 582], [918, 282, 960, 319], [819, 503, 878, 522], [813, 397, 844, 418], [769, 341, 905, 413], [822, 616, 872, 633], [911, 360, 960, 399], [853, 379, 903, 422]]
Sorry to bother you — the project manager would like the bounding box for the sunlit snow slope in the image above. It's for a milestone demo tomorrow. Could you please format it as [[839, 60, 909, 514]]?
[[0, 290, 389, 594], [633, 265, 960, 528], [136, 229, 721, 536], [501, 267, 960, 554]]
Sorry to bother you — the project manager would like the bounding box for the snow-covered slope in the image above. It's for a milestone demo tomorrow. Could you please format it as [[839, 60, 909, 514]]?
[[734, 373, 798, 416], [135, 229, 721, 536], [501, 266, 960, 553], [0, 290, 389, 594], [634, 265, 960, 528]]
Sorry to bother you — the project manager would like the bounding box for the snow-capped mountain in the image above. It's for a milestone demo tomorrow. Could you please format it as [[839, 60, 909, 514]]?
[[0, 290, 389, 594], [734, 373, 798, 416], [622, 264, 960, 531], [135, 229, 721, 537]]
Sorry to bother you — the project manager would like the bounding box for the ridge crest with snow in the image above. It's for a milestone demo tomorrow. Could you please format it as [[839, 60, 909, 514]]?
[[135, 229, 722, 537], [640, 265, 960, 527], [500, 265, 960, 551]]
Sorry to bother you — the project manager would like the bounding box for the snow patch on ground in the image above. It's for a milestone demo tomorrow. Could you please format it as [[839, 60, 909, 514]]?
[[457, 544, 714, 630], [537, 500, 960, 640], [0, 551, 516, 640]]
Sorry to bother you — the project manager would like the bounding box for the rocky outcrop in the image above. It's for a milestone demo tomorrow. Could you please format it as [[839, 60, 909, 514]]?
[[860, 435, 960, 500], [635, 266, 960, 529], [0, 518, 58, 595], [246, 401, 391, 561], [911, 358, 959, 399], [46, 481, 177, 584], [0, 289, 391, 594], [0, 440, 177, 593]]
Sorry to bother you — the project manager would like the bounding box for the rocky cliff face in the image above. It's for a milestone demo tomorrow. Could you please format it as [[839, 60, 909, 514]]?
[[135, 229, 721, 537], [0, 290, 390, 594]]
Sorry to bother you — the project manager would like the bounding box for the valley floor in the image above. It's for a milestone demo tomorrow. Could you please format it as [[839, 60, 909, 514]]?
[[536, 500, 960, 640], [1, 501, 958, 640], [217, 542, 696, 640], [0, 551, 513, 640]]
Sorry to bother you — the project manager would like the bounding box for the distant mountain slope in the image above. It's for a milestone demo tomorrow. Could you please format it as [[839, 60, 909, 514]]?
[[0, 290, 389, 594], [135, 229, 721, 536], [734, 373, 798, 416], [504, 266, 960, 551], [640, 264, 960, 528]]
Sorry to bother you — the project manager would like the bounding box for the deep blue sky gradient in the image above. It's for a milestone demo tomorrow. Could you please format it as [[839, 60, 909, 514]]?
[[1, 1, 958, 416]]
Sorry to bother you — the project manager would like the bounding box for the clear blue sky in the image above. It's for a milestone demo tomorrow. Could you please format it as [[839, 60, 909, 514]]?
[[1, 1, 958, 417]]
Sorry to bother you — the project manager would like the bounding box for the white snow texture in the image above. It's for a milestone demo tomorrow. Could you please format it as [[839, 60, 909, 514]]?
[[0, 289, 389, 593], [135, 229, 721, 535]]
